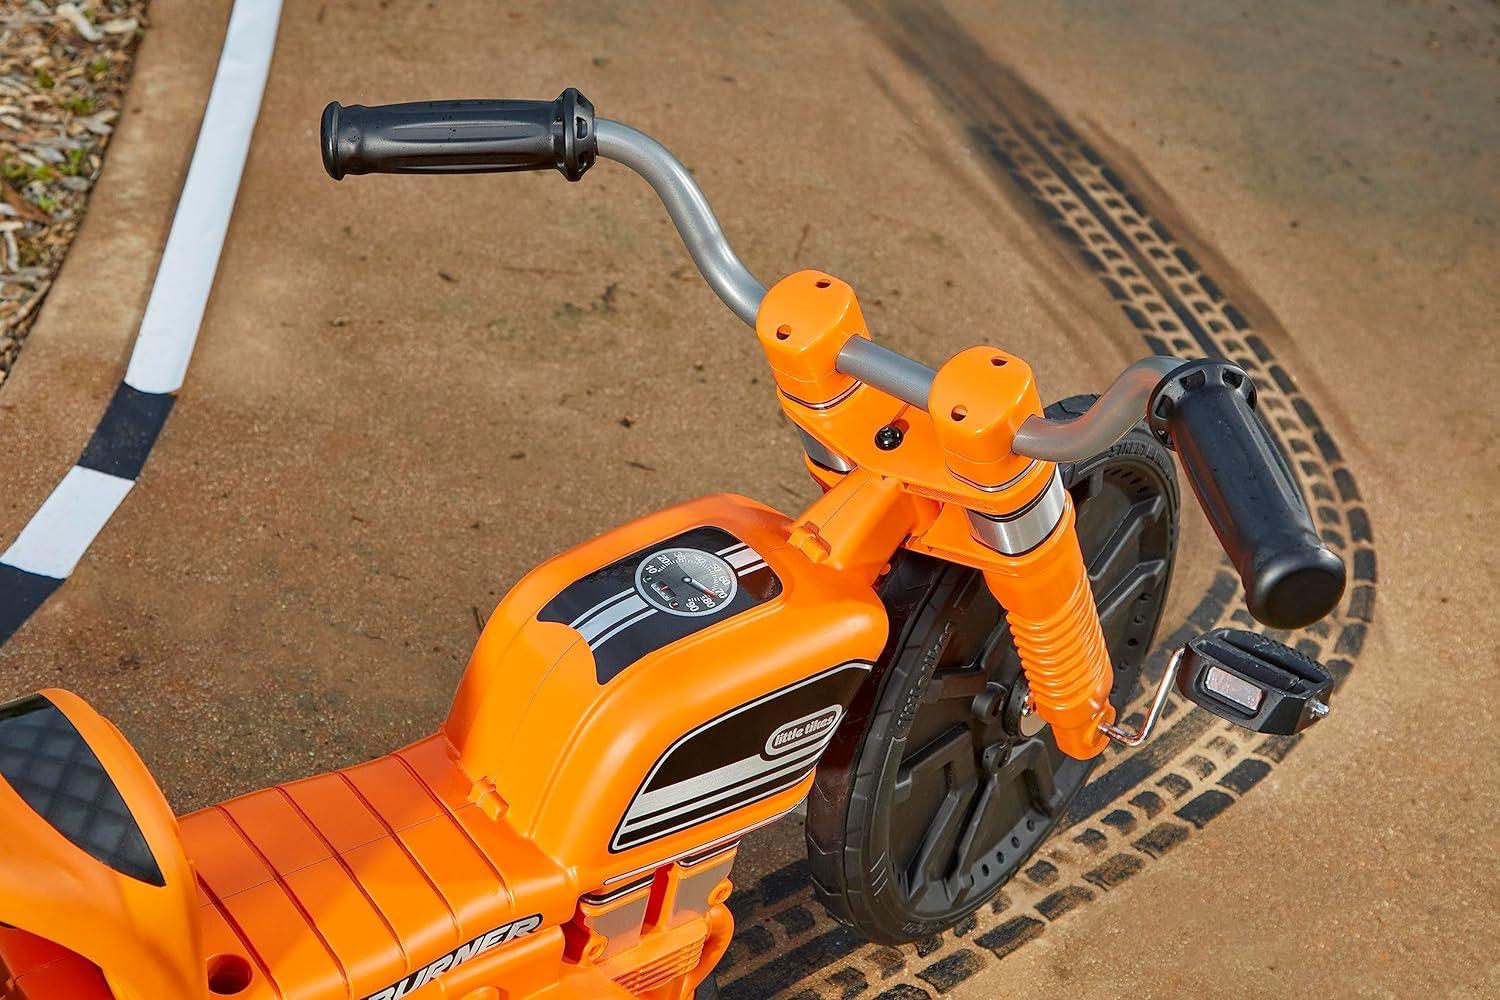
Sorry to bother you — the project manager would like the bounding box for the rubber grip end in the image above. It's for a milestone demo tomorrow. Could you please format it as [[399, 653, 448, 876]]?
[[1246, 542, 1346, 630], [321, 101, 344, 180]]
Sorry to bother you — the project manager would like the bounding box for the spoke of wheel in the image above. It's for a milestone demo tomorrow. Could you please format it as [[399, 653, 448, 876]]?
[[1095, 558, 1169, 626], [947, 779, 1005, 892], [924, 667, 989, 704], [1086, 494, 1165, 588], [974, 620, 1015, 675], [999, 737, 1065, 817], [894, 725, 973, 805], [898, 728, 980, 889]]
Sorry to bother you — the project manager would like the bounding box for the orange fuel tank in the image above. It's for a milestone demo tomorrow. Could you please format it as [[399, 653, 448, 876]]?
[[446, 492, 890, 897]]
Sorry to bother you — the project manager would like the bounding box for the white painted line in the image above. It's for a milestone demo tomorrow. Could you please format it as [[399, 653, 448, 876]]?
[[0, 467, 135, 579], [124, 0, 284, 395]]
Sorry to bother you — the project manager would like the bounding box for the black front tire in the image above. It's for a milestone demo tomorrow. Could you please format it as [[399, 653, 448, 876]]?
[[804, 395, 1179, 943]]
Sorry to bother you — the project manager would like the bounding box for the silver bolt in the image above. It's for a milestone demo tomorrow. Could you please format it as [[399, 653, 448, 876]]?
[[1018, 696, 1047, 737], [1308, 699, 1330, 720]]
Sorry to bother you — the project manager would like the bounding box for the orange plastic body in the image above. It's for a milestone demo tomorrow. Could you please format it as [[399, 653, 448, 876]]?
[[762, 270, 1115, 757], [0, 269, 1116, 997], [0, 496, 887, 1000]]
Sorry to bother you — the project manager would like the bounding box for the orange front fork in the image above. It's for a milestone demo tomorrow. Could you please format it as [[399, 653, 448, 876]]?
[[790, 462, 1115, 761], [924, 346, 1116, 760], [982, 500, 1114, 759], [760, 273, 1117, 761]]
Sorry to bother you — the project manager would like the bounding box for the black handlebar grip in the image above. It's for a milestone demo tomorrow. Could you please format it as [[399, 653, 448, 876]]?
[[1148, 360, 1345, 629], [321, 88, 596, 181]]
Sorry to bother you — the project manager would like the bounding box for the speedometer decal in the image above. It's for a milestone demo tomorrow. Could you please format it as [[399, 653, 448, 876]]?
[[537, 526, 782, 683], [635, 547, 738, 616]]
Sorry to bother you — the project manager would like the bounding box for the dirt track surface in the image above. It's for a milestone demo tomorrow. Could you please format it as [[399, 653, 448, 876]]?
[[1, 1, 1496, 997]]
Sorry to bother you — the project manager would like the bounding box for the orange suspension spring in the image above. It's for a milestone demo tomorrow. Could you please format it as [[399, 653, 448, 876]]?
[[984, 503, 1115, 760]]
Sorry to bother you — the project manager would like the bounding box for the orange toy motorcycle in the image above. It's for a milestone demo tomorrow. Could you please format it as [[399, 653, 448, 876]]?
[[0, 91, 1345, 1000]]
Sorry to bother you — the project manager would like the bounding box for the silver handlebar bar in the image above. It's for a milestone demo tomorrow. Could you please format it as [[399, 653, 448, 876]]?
[[597, 119, 1181, 464], [1011, 357, 1183, 462], [597, 120, 766, 326]]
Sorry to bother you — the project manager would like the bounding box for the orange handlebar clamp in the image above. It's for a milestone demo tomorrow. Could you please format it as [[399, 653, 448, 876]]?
[[759, 270, 1116, 759]]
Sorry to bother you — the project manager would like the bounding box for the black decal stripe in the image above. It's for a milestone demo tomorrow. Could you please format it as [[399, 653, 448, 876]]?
[[569, 589, 635, 631], [613, 663, 869, 852], [639, 665, 867, 792], [617, 763, 822, 849], [590, 607, 656, 649], [539, 526, 784, 684], [625, 742, 829, 827]]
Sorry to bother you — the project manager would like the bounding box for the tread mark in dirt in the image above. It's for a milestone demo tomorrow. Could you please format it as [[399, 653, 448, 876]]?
[[721, 3, 1378, 997]]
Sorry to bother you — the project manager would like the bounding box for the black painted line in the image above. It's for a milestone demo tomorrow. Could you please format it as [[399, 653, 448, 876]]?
[[0, 566, 65, 646], [75, 384, 177, 481], [0, 382, 176, 645]]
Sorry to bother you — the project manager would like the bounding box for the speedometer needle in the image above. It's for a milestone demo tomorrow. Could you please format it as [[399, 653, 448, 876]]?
[[682, 574, 716, 598]]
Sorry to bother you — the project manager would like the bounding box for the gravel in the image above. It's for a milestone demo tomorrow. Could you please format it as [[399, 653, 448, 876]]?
[[0, 0, 146, 388]]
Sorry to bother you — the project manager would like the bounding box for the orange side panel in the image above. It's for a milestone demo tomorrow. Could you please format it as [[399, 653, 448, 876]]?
[[396, 814, 511, 939], [195, 890, 281, 1000], [222, 791, 332, 876], [398, 739, 572, 927], [397, 736, 473, 808], [7, 958, 113, 1000], [283, 773, 387, 853], [343, 755, 445, 831], [287, 767, 464, 960], [0, 927, 111, 1000], [342, 837, 460, 962], [178, 736, 568, 1000], [180, 808, 274, 898], [216, 881, 345, 1000], [283, 860, 405, 992], [0, 925, 73, 977]]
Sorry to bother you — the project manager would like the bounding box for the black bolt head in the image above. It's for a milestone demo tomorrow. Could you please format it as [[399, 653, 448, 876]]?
[[874, 424, 904, 450]]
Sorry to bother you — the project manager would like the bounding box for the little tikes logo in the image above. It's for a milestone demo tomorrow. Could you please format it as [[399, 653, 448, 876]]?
[[361, 914, 542, 1000], [764, 705, 842, 758]]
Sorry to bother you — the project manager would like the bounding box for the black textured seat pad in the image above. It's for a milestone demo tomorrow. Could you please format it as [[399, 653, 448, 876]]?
[[0, 694, 164, 887]]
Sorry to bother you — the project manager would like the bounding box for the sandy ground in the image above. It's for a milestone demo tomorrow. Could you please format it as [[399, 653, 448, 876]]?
[[1, 1, 1496, 997]]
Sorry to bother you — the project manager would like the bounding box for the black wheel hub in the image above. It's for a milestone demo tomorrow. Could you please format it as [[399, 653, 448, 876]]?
[[889, 456, 1176, 917]]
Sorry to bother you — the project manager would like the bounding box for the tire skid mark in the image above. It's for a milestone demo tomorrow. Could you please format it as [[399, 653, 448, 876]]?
[[722, 2, 1377, 996]]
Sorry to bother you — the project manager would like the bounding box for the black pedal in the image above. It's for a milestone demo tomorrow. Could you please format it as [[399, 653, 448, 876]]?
[[1175, 628, 1333, 735]]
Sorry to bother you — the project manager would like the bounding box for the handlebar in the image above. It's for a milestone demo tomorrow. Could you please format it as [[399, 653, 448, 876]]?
[[1147, 360, 1345, 628], [322, 89, 767, 326], [319, 90, 1345, 628]]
